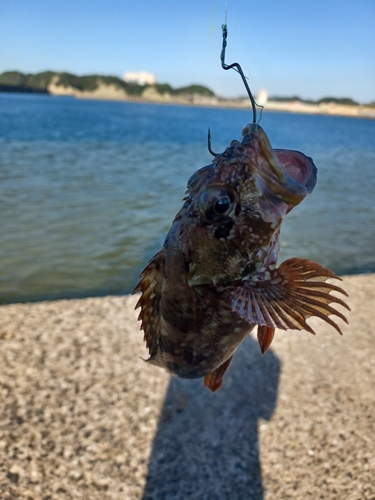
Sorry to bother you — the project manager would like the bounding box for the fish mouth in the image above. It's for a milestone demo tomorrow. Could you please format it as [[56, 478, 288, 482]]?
[[241, 124, 317, 214], [274, 148, 317, 195]]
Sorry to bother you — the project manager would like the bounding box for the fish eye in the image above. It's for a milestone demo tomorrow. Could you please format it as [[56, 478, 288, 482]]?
[[214, 196, 230, 215], [198, 185, 237, 222]]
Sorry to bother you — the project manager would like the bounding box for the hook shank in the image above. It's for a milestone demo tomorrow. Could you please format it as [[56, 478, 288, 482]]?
[[220, 24, 257, 124]]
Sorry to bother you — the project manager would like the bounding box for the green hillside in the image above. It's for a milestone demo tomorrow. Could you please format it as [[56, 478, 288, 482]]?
[[0, 71, 215, 97]]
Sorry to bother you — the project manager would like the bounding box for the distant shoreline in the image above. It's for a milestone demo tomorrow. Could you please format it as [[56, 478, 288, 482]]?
[[39, 78, 375, 119], [1, 70, 374, 119], [122, 96, 375, 119], [2, 87, 374, 119]]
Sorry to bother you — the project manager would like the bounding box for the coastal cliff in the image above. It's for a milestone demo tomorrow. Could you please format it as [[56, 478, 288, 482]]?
[[1, 70, 374, 118]]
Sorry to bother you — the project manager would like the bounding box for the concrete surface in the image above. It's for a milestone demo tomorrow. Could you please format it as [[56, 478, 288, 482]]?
[[0, 274, 374, 499]]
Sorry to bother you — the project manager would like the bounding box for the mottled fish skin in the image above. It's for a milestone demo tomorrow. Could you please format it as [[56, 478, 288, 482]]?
[[134, 123, 349, 391]]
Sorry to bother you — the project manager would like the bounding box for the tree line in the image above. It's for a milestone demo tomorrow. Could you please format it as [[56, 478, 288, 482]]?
[[0, 71, 215, 97]]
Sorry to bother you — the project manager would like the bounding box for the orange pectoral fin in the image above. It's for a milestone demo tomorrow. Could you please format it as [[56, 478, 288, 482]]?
[[203, 355, 234, 392], [133, 249, 165, 357], [231, 258, 350, 338]]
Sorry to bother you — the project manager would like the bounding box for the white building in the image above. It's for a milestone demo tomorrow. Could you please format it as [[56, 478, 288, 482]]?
[[124, 71, 156, 86], [256, 89, 268, 106]]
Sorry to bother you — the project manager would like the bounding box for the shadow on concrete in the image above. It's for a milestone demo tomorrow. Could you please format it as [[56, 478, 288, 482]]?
[[142, 335, 281, 500]]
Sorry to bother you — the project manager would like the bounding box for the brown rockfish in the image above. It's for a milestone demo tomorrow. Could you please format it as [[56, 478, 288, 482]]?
[[133, 123, 349, 391]]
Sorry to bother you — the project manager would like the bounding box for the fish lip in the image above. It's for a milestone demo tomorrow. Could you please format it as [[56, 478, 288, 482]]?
[[241, 123, 317, 208]]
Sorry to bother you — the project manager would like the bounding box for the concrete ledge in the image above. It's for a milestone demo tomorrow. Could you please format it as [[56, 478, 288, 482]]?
[[0, 274, 374, 499]]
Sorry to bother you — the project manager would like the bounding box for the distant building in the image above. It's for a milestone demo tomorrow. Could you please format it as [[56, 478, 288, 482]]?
[[256, 89, 268, 106], [124, 71, 156, 86]]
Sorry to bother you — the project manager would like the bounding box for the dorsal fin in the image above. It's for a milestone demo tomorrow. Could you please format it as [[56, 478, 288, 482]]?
[[133, 250, 165, 357]]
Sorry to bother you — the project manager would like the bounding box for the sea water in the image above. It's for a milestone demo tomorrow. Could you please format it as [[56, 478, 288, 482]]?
[[1, 93, 374, 304]]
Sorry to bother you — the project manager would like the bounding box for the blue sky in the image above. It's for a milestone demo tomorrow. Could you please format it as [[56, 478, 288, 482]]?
[[1, 0, 374, 102]]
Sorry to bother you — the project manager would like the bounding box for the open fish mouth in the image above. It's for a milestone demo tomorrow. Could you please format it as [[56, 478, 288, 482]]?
[[241, 124, 317, 217], [274, 148, 317, 195]]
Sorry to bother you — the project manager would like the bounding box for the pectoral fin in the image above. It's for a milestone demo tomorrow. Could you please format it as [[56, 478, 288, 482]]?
[[133, 250, 165, 357], [203, 355, 234, 392], [231, 258, 350, 343]]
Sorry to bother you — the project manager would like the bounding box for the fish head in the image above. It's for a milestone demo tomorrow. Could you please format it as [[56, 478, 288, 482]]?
[[181, 123, 317, 286]]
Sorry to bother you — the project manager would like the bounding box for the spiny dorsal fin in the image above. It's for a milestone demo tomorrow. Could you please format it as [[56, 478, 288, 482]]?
[[133, 249, 165, 357], [231, 258, 350, 336]]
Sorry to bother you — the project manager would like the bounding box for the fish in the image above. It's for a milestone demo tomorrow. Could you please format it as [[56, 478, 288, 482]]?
[[133, 123, 350, 392]]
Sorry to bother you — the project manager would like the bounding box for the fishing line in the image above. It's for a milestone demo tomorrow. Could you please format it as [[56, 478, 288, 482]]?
[[208, 0, 216, 41], [220, 24, 257, 123], [207, 1, 263, 156], [220, 1, 263, 124]]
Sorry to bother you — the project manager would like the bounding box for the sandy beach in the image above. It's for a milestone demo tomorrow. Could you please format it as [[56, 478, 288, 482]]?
[[0, 273, 374, 499]]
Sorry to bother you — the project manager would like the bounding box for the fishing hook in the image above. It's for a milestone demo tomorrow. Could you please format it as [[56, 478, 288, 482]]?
[[207, 127, 219, 157], [221, 24, 257, 124], [207, 23, 258, 157]]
